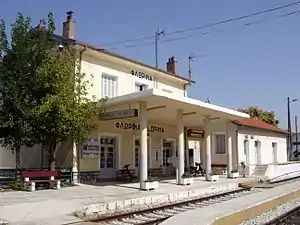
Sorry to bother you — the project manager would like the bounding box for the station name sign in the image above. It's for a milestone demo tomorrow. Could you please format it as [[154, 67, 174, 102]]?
[[99, 109, 138, 120], [131, 69, 153, 81], [187, 129, 204, 138], [115, 122, 165, 133]]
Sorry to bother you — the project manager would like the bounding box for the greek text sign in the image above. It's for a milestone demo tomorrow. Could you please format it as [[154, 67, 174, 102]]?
[[99, 109, 138, 120], [115, 122, 165, 133], [82, 139, 100, 158], [187, 129, 205, 138], [131, 69, 153, 81]]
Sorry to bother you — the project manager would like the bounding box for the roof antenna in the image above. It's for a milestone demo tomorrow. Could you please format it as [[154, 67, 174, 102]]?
[[188, 53, 207, 85]]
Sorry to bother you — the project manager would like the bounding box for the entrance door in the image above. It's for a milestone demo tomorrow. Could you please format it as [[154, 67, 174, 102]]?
[[272, 142, 278, 164], [134, 139, 150, 176], [255, 140, 261, 165], [99, 137, 116, 179], [163, 141, 174, 175]]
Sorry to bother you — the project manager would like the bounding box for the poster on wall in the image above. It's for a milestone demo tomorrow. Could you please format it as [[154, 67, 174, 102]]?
[[82, 139, 100, 158]]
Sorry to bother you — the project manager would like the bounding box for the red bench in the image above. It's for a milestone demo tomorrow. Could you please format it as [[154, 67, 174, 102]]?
[[21, 170, 61, 191]]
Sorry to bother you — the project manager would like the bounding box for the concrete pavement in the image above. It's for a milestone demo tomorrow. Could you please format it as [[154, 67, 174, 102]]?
[[0, 176, 253, 225]]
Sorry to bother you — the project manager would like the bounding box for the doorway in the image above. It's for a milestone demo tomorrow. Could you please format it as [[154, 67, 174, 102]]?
[[272, 142, 278, 164], [99, 137, 116, 179], [162, 140, 175, 175], [134, 137, 151, 176], [254, 140, 261, 165]]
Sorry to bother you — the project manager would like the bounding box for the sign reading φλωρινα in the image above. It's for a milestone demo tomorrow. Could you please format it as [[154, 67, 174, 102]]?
[[131, 69, 153, 81]]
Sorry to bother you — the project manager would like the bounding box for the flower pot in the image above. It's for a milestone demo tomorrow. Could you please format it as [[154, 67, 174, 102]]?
[[182, 177, 194, 185], [230, 172, 239, 179], [206, 174, 219, 182], [140, 181, 158, 191]]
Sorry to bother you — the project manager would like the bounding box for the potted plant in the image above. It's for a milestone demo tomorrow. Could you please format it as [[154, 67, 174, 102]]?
[[206, 170, 219, 182], [140, 176, 159, 191], [181, 172, 194, 185], [240, 162, 246, 178], [230, 169, 239, 179]]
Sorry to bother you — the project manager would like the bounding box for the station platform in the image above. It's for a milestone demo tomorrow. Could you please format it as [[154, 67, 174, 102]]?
[[161, 179, 300, 225], [0, 176, 254, 225]]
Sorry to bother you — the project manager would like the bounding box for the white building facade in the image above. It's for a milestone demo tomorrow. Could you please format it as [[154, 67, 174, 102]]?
[[0, 12, 288, 187]]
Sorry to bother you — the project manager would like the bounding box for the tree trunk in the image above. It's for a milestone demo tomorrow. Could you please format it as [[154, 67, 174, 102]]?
[[15, 145, 21, 180], [48, 137, 57, 171], [41, 144, 44, 170], [15, 145, 21, 169]]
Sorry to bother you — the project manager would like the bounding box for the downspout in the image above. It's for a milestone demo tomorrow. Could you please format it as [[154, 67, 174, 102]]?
[[74, 46, 87, 182]]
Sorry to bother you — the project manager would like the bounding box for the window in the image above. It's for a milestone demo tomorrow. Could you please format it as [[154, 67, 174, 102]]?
[[244, 140, 249, 155], [215, 134, 226, 154], [101, 74, 117, 98], [135, 83, 148, 92]]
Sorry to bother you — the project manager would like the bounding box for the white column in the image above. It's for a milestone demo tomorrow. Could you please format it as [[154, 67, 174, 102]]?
[[177, 109, 185, 184], [205, 133, 212, 180], [227, 133, 233, 177], [72, 141, 78, 183], [139, 101, 148, 189]]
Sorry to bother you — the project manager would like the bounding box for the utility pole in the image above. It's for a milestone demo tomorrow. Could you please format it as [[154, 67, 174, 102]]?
[[288, 97, 292, 157], [296, 116, 299, 160], [287, 97, 298, 160], [155, 27, 164, 68]]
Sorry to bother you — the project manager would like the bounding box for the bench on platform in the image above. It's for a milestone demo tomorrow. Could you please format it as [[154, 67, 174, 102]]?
[[212, 164, 228, 175], [148, 168, 163, 178], [21, 170, 61, 191]]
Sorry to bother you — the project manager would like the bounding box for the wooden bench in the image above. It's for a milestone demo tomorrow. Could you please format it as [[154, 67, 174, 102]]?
[[21, 170, 61, 192], [148, 168, 163, 178], [212, 164, 228, 175]]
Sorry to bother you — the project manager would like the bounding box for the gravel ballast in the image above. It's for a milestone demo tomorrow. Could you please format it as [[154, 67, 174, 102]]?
[[239, 197, 300, 225]]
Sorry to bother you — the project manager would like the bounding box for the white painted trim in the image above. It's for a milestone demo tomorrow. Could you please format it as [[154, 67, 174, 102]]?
[[98, 132, 123, 171], [132, 135, 152, 169], [105, 88, 250, 119]]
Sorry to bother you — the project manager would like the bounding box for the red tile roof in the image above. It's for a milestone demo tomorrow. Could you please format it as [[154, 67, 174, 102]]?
[[232, 118, 288, 134]]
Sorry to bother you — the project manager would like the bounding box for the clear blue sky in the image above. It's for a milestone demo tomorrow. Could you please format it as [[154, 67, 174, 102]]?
[[1, 0, 300, 129]]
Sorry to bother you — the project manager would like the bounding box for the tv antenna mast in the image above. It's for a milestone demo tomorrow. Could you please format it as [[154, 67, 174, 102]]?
[[155, 27, 165, 68], [188, 53, 206, 84]]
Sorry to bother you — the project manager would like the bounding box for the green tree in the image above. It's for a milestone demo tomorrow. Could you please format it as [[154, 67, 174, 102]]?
[[0, 13, 39, 169], [0, 12, 105, 170], [238, 106, 279, 126]]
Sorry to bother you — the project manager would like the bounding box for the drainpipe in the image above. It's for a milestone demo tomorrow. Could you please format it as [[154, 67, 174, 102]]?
[[74, 46, 87, 183]]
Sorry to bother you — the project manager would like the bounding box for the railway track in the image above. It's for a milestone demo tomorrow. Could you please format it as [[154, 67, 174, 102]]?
[[71, 177, 300, 225], [262, 205, 300, 225], [87, 188, 258, 225]]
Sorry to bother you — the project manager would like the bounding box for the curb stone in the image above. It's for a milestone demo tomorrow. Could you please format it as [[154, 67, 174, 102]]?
[[77, 182, 238, 219]]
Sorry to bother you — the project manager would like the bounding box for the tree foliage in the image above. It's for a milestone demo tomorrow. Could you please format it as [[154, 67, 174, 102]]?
[[238, 106, 279, 126], [0, 12, 105, 170]]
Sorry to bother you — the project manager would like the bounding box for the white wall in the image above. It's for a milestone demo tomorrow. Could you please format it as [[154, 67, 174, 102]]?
[[0, 144, 44, 169], [80, 54, 185, 100], [237, 127, 287, 166]]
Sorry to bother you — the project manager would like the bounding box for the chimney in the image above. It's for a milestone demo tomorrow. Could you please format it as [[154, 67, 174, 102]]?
[[166, 56, 177, 74], [62, 11, 75, 39]]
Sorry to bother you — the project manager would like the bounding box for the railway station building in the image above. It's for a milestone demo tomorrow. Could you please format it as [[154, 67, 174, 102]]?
[[0, 12, 288, 189]]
